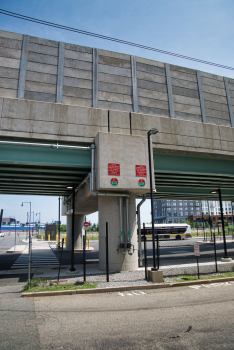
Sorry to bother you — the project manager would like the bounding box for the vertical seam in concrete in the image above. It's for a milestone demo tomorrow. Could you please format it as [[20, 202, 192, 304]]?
[[131, 55, 139, 113], [165, 63, 175, 118], [56, 42, 65, 103], [93, 48, 99, 108], [108, 110, 110, 132], [17, 34, 29, 99], [129, 112, 132, 135], [196, 70, 207, 123], [223, 77, 234, 127]]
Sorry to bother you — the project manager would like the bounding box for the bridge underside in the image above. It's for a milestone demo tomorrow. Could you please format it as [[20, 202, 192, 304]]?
[[0, 143, 233, 201]]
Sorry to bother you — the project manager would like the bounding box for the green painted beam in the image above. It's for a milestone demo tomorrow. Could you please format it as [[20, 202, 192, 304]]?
[[0, 144, 91, 168], [154, 152, 234, 176]]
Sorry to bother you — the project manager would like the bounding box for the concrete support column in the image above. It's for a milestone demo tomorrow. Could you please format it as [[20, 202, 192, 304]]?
[[66, 214, 84, 250], [98, 194, 138, 272]]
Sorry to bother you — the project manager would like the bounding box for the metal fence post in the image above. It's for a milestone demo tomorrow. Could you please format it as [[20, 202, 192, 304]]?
[[106, 222, 109, 282], [83, 235, 86, 282], [214, 232, 218, 273], [143, 223, 147, 280], [58, 238, 64, 282], [157, 232, 160, 270]]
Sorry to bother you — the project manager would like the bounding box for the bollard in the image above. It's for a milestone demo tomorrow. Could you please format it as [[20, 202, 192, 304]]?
[[48, 234, 50, 241], [64, 235, 67, 247], [88, 238, 90, 250], [56, 234, 59, 245], [41, 234, 43, 241]]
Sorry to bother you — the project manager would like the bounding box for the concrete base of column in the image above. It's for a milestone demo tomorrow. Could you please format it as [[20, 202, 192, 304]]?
[[98, 194, 138, 272], [66, 214, 84, 251], [148, 269, 164, 283], [221, 257, 232, 262]]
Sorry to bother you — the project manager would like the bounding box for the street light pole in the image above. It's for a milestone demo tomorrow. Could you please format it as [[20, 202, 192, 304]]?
[[58, 197, 61, 248], [147, 128, 158, 270]]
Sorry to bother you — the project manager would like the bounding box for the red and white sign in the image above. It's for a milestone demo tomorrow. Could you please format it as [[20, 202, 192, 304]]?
[[84, 221, 89, 230], [194, 245, 200, 256], [108, 163, 120, 176], [213, 220, 216, 225], [135, 165, 147, 177]]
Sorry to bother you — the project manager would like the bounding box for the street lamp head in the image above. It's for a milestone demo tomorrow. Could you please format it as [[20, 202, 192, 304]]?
[[21, 203, 23, 206], [210, 190, 218, 194], [148, 128, 158, 136]]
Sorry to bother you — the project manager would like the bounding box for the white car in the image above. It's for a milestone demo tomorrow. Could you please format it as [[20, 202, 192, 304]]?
[[0, 232, 4, 237]]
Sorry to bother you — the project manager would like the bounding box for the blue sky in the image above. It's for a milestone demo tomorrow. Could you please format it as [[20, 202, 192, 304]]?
[[0, 0, 233, 224]]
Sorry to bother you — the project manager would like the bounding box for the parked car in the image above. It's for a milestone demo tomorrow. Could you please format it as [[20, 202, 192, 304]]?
[[0, 232, 4, 237]]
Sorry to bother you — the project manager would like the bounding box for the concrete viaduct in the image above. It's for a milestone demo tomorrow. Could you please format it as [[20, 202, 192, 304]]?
[[0, 29, 234, 272]]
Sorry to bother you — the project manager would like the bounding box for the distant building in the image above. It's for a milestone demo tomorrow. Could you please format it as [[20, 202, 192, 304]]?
[[154, 200, 202, 224], [2, 217, 17, 224]]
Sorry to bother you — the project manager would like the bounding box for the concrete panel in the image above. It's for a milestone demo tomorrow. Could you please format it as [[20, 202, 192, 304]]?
[[136, 62, 165, 76], [0, 97, 3, 112], [109, 110, 130, 130], [138, 96, 169, 110], [98, 100, 133, 112], [229, 89, 234, 99], [64, 49, 92, 62], [63, 86, 92, 99], [170, 64, 195, 75], [0, 30, 22, 40], [138, 88, 168, 101], [138, 105, 169, 118], [171, 77, 198, 90], [99, 54, 131, 69], [137, 70, 166, 84], [99, 81, 132, 95], [99, 91, 132, 104], [65, 43, 92, 54], [0, 56, 20, 69], [62, 96, 92, 108], [29, 36, 58, 48], [0, 47, 21, 60], [203, 92, 228, 104], [202, 84, 226, 96], [99, 49, 130, 60], [95, 132, 151, 194], [24, 91, 56, 103], [174, 102, 201, 115], [228, 82, 234, 92], [206, 108, 230, 120], [201, 76, 225, 89], [28, 42, 58, 56], [27, 61, 57, 74], [137, 79, 167, 93], [174, 111, 202, 122], [0, 78, 18, 89], [99, 64, 131, 77], [206, 116, 231, 127], [63, 77, 92, 89], [63, 67, 92, 80], [64, 58, 92, 71], [172, 86, 199, 99], [0, 88, 17, 98], [170, 69, 197, 82], [26, 71, 57, 84], [204, 100, 229, 112], [27, 52, 58, 65], [200, 71, 224, 81], [99, 72, 131, 86], [110, 127, 131, 135], [0, 36, 22, 50], [219, 126, 234, 142], [173, 94, 200, 107], [25, 81, 56, 94], [136, 56, 165, 68]]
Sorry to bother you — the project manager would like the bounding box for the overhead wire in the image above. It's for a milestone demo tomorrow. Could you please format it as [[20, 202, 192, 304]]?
[[0, 8, 233, 72]]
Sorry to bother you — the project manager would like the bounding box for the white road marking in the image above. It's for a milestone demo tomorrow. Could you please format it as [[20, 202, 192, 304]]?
[[189, 281, 234, 289], [118, 291, 146, 297]]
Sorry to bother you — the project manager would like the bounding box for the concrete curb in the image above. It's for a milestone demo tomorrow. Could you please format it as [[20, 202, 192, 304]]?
[[21, 276, 234, 297]]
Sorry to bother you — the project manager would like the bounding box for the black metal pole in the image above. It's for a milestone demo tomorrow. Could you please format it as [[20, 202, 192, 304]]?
[[70, 186, 75, 271], [106, 222, 109, 282], [143, 223, 147, 280], [157, 232, 159, 270], [197, 256, 199, 279], [58, 238, 64, 282], [218, 189, 229, 258], [148, 130, 157, 270], [213, 232, 218, 273], [58, 197, 61, 248], [83, 235, 86, 282]]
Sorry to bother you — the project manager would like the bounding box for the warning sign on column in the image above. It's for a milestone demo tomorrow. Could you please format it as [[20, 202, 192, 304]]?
[[108, 163, 120, 176], [135, 165, 147, 177]]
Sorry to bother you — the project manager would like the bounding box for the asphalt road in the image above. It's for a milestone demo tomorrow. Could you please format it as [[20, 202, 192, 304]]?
[[1, 280, 234, 349]]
